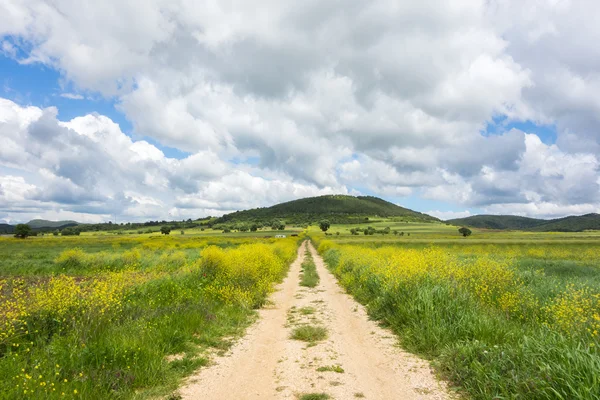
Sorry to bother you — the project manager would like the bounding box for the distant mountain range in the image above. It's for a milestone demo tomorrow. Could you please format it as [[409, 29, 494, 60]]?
[[0, 223, 15, 234], [26, 219, 79, 229], [1, 201, 599, 234], [215, 194, 439, 225], [447, 213, 600, 232], [0, 219, 79, 234]]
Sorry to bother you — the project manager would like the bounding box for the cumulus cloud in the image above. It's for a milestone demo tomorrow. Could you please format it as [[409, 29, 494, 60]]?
[[0, 98, 348, 222], [1, 0, 599, 221]]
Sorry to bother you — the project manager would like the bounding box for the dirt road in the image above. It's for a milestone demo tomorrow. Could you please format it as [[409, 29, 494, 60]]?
[[179, 241, 449, 399]]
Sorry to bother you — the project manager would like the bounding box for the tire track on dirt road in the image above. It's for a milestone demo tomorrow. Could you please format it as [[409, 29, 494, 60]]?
[[179, 241, 450, 399]]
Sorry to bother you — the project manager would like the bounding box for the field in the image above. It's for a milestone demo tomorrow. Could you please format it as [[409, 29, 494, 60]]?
[[0, 233, 300, 398], [312, 222, 600, 399], [1, 222, 600, 399]]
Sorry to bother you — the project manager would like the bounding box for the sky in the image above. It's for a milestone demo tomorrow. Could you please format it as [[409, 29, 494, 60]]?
[[1, 0, 599, 224]]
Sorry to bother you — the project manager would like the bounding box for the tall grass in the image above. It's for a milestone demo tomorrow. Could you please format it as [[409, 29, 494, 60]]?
[[0, 237, 299, 398], [317, 240, 600, 399]]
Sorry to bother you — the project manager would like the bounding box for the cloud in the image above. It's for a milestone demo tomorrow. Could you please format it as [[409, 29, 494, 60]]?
[[0, 98, 350, 222], [427, 210, 472, 221], [59, 93, 84, 100], [0, 1, 600, 221]]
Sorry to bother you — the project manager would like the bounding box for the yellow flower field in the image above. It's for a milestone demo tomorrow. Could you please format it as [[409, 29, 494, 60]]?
[[0, 235, 299, 399]]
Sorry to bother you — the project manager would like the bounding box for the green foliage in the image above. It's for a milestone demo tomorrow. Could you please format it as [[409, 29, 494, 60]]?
[[300, 250, 319, 288], [215, 195, 439, 226], [161, 226, 172, 235], [448, 213, 600, 232], [363, 227, 376, 235], [26, 219, 78, 229], [271, 220, 283, 230], [0, 223, 15, 234], [458, 227, 472, 237], [319, 220, 330, 232], [14, 224, 32, 239], [299, 393, 331, 400], [290, 325, 328, 342], [319, 242, 600, 400], [61, 227, 81, 236], [316, 365, 344, 373], [0, 236, 299, 398]]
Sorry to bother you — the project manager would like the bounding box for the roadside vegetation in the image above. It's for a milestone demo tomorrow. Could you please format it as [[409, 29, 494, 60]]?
[[316, 236, 600, 399], [300, 249, 319, 288], [0, 235, 300, 398]]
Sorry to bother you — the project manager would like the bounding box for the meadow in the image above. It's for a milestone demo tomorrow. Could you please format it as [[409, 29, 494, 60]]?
[[2, 221, 600, 399], [312, 223, 600, 399], [0, 233, 300, 399]]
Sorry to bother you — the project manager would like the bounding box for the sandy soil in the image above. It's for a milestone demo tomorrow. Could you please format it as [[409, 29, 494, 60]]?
[[179, 241, 450, 399]]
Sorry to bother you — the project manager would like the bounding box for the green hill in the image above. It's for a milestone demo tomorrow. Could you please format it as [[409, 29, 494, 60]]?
[[530, 214, 600, 232], [0, 223, 15, 234], [215, 195, 439, 225], [447, 213, 600, 232], [26, 219, 79, 229], [446, 215, 544, 230]]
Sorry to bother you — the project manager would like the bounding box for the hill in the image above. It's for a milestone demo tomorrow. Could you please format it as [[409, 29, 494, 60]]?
[[215, 195, 439, 225], [530, 213, 600, 232], [447, 213, 600, 232], [26, 219, 79, 229], [0, 223, 15, 234], [446, 215, 544, 230]]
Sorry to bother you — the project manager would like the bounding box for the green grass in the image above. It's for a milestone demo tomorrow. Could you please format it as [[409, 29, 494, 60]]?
[[0, 234, 299, 399], [298, 393, 331, 400], [316, 365, 344, 373], [300, 249, 320, 288], [299, 306, 316, 315], [290, 325, 328, 343], [318, 235, 600, 400]]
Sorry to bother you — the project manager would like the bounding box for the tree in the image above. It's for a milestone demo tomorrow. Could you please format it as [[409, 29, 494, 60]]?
[[61, 227, 80, 236], [278, 223, 286, 230], [458, 227, 472, 237], [237, 224, 249, 232], [161, 226, 171, 235], [14, 224, 32, 239], [53, 230, 59, 236], [250, 223, 259, 232], [319, 220, 331, 232]]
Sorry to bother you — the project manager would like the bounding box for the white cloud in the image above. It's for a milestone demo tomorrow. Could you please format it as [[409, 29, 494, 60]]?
[[1, 0, 600, 221], [427, 210, 472, 220], [0, 98, 350, 222], [59, 93, 84, 100]]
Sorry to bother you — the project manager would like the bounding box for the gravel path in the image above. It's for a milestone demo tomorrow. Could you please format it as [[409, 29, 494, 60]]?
[[179, 241, 450, 399]]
